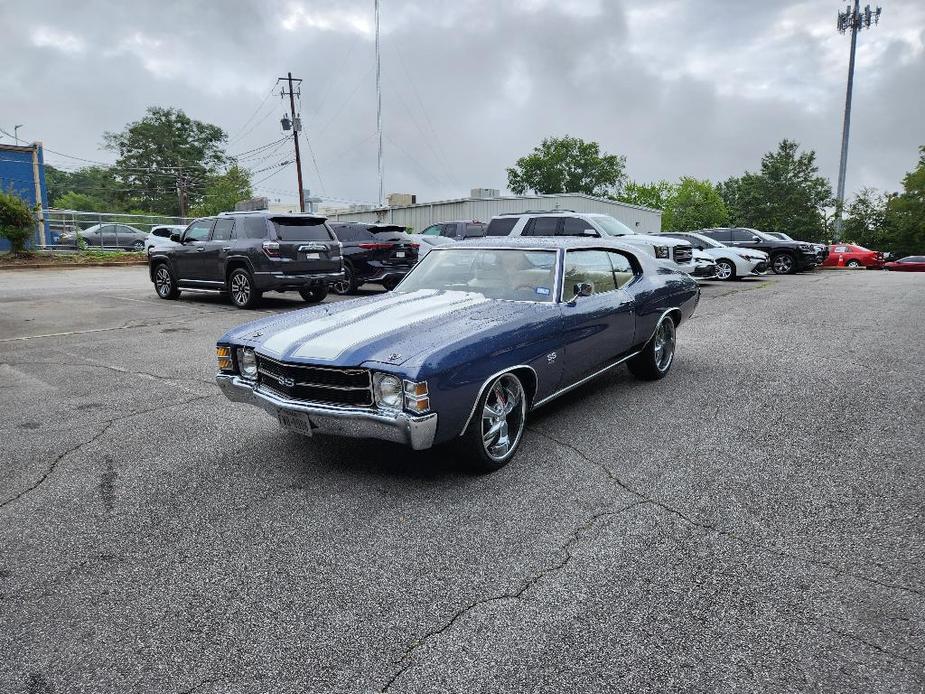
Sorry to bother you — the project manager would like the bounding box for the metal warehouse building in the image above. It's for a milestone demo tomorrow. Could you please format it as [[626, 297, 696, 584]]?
[[328, 192, 661, 234], [0, 142, 49, 250]]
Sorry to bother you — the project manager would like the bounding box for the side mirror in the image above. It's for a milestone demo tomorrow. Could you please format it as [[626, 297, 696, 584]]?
[[751, 236, 761, 242], [170, 232, 182, 242], [572, 282, 594, 299]]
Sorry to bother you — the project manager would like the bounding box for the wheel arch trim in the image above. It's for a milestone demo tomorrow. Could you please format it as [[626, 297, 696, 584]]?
[[458, 365, 538, 437]]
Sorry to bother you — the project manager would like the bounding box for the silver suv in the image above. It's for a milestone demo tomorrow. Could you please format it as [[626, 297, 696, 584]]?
[[484, 211, 695, 274]]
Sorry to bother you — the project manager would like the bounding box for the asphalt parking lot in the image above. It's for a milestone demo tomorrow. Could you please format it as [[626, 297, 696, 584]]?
[[1, 267, 923, 693]]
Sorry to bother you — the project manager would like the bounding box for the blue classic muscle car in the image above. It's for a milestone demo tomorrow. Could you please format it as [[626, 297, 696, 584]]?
[[215, 237, 700, 471]]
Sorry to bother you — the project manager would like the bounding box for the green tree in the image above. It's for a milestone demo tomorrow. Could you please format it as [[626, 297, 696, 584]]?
[[662, 177, 729, 231], [54, 191, 110, 212], [104, 106, 228, 215], [46, 165, 126, 211], [190, 165, 253, 217], [842, 187, 888, 249], [614, 180, 674, 209], [0, 190, 36, 254], [506, 135, 626, 197], [882, 146, 925, 257], [719, 139, 832, 241]]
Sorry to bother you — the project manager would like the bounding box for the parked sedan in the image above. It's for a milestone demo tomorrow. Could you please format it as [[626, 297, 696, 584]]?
[[215, 237, 699, 471], [822, 244, 884, 269], [328, 222, 419, 293], [144, 224, 186, 256], [661, 231, 768, 280], [884, 255, 925, 272], [690, 249, 718, 280], [59, 223, 149, 251]]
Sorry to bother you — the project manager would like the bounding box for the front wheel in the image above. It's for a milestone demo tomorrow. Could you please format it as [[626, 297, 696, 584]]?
[[771, 253, 796, 275], [299, 284, 328, 303], [846, 260, 862, 268], [628, 315, 676, 381], [153, 263, 180, 300], [715, 258, 736, 281], [228, 268, 262, 309], [464, 372, 528, 473]]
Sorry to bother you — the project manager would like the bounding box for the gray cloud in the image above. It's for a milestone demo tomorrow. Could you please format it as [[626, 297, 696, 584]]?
[[1, 0, 922, 207]]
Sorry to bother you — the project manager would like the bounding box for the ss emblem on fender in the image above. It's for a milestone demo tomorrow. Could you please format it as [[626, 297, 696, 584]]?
[[547, 352, 558, 364]]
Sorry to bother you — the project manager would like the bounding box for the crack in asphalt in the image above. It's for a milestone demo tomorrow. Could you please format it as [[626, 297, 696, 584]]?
[[0, 360, 212, 388], [0, 393, 216, 512], [378, 499, 649, 692], [528, 428, 925, 599], [829, 628, 925, 667]]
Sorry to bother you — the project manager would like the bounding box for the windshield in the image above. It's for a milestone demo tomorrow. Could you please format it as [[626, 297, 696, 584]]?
[[749, 229, 777, 242], [774, 232, 794, 241], [396, 248, 557, 302], [593, 216, 635, 237]]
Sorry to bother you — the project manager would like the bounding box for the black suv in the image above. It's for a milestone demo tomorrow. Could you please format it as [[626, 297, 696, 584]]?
[[148, 212, 343, 309], [327, 222, 418, 294], [697, 227, 818, 275]]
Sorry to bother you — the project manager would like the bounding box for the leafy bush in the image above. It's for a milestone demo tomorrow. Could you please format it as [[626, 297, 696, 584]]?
[[0, 190, 35, 254]]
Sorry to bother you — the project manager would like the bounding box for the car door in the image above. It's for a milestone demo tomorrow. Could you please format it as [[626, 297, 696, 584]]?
[[558, 249, 637, 385], [173, 219, 214, 280], [728, 228, 762, 250], [198, 218, 235, 282]]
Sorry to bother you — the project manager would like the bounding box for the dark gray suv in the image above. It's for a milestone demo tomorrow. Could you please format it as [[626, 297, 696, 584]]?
[[148, 212, 344, 308]]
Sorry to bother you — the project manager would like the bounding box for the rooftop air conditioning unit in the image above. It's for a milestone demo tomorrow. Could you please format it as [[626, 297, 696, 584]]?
[[471, 188, 500, 199]]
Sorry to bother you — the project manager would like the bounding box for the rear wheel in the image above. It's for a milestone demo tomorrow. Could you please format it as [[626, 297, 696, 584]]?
[[153, 263, 180, 300], [330, 264, 356, 295], [715, 258, 736, 281], [628, 315, 676, 381], [464, 372, 528, 473], [228, 268, 261, 309], [771, 252, 796, 275], [132, 240, 144, 251], [299, 284, 328, 303], [846, 259, 862, 268]]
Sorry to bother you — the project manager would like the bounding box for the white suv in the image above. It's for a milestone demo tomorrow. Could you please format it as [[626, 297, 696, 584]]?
[[484, 212, 695, 274]]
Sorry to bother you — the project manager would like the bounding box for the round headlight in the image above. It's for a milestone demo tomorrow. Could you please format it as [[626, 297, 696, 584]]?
[[374, 373, 403, 409], [237, 347, 258, 380]]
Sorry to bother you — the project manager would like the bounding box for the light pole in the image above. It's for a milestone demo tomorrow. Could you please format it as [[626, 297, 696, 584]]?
[[833, 1, 882, 240], [13, 124, 23, 146]]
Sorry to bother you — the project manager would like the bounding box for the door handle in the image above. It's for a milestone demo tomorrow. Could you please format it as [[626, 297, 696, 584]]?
[[196, 247, 205, 252], [222, 247, 231, 251]]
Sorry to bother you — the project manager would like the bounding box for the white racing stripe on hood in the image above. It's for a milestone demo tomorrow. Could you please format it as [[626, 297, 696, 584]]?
[[261, 291, 435, 356], [292, 290, 490, 360]]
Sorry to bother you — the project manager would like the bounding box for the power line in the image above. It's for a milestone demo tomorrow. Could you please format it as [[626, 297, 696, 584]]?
[[302, 132, 326, 195], [225, 84, 277, 144]]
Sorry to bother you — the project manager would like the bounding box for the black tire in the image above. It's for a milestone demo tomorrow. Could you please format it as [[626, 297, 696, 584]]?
[[330, 263, 357, 295], [715, 258, 737, 281], [463, 372, 528, 473], [228, 267, 262, 309], [771, 252, 796, 275], [628, 314, 677, 381], [153, 263, 180, 300], [299, 284, 328, 303]]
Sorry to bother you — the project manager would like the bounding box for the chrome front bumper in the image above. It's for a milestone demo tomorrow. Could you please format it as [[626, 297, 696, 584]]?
[[216, 374, 438, 450]]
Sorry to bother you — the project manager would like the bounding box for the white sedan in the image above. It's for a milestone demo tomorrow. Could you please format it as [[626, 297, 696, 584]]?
[[661, 231, 769, 280], [144, 224, 187, 256]]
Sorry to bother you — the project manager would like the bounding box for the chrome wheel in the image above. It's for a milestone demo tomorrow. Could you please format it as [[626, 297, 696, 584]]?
[[331, 266, 354, 295], [480, 374, 527, 462], [155, 266, 172, 297], [230, 272, 251, 306], [847, 260, 861, 268], [715, 259, 734, 280], [772, 254, 794, 274], [653, 318, 676, 373]]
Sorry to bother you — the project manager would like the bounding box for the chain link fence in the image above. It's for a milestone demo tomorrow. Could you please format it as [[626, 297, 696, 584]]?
[[42, 209, 192, 252]]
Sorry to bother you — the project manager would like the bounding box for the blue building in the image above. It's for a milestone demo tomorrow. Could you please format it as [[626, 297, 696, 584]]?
[[0, 142, 50, 250]]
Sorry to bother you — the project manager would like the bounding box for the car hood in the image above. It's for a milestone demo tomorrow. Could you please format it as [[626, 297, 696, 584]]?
[[618, 233, 688, 247], [219, 289, 546, 369]]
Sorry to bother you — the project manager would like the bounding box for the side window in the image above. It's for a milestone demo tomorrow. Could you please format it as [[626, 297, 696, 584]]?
[[833, 246, 848, 253], [421, 225, 441, 236], [706, 229, 732, 242], [465, 223, 486, 238], [440, 223, 458, 237], [485, 217, 518, 236], [237, 217, 268, 240], [731, 229, 756, 242], [608, 251, 636, 288], [561, 217, 596, 237], [563, 250, 618, 296], [211, 218, 234, 241], [184, 219, 213, 242], [522, 217, 560, 237], [88, 227, 104, 235]]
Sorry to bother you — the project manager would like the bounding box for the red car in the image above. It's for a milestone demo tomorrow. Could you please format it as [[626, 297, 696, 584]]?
[[823, 244, 884, 269], [885, 255, 925, 272]]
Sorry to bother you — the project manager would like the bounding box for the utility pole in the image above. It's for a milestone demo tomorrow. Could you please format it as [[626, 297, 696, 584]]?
[[176, 159, 189, 218], [278, 73, 305, 213], [833, 1, 882, 240], [375, 0, 383, 206]]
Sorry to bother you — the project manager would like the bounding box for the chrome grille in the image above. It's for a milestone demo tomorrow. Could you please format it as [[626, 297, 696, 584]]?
[[673, 246, 693, 263], [256, 355, 373, 407]]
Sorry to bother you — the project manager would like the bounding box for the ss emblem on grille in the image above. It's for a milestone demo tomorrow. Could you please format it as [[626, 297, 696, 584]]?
[[279, 376, 296, 387]]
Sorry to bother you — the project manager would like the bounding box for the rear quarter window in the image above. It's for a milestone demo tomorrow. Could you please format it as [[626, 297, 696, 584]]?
[[272, 217, 333, 241], [236, 217, 269, 239], [485, 217, 518, 236]]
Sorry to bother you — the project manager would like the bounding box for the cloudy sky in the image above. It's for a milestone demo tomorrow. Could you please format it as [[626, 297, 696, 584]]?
[[1, 0, 923, 208]]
